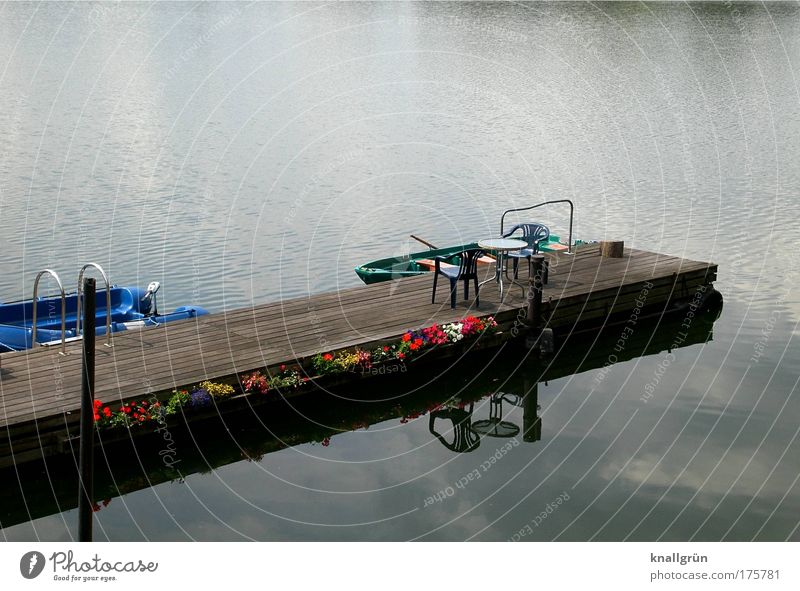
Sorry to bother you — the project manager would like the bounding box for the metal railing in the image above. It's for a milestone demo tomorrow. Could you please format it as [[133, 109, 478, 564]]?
[[76, 263, 112, 347], [500, 199, 575, 254], [31, 269, 67, 355]]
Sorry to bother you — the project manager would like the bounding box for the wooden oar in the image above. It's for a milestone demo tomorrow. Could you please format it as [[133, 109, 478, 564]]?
[[410, 234, 497, 267], [410, 234, 438, 250]]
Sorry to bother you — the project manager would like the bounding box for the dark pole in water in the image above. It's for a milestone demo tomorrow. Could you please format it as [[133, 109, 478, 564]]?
[[78, 277, 96, 542], [522, 375, 542, 443]]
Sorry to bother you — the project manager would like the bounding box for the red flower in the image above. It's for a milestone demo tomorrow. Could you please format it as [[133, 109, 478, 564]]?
[[141, 401, 149, 407], [133, 413, 139, 419], [122, 406, 131, 414], [138, 415, 146, 422], [323, 353, 333, 361], [93, 412, 100, 422], [383, 346, 389, 352], [93, 399, 102, 409], [397, 352, 405, 359], [279, 364, 286, 372], [103, 407, 112, 418], [402, 333, 411, 342]]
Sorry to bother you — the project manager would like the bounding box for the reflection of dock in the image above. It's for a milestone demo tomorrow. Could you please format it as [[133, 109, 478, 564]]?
[[0, 299, 721, 530], [0, 245, 716, 468]]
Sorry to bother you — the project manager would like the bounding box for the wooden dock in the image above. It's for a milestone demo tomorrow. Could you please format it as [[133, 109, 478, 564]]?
[[0, 244, 717, 467]]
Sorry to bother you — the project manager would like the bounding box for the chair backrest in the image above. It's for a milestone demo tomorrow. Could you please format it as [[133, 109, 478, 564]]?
[[457, 249, 485, 278], [503, 222, 550, 250]]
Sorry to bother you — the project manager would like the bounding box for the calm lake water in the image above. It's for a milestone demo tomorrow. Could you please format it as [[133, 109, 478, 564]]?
[[1, 1, 798, 541]]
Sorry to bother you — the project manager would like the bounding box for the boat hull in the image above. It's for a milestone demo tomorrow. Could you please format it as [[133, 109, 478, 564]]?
[[355, 242, 481, 284]]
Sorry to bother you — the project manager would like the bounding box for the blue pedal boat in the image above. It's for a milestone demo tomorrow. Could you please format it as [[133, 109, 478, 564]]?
[[0, 266, 208, 353]]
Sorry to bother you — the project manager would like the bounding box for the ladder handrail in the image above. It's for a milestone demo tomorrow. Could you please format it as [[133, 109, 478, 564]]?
[[31, 269, 66, 355], [500, 199, 575, 254], [76, 263, 112, 347]]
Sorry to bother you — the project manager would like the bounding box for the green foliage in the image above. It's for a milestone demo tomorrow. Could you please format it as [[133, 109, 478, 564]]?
[[312, 352, 337, 374], [269, 366, 307, 390], [165, 389, 190, 416]]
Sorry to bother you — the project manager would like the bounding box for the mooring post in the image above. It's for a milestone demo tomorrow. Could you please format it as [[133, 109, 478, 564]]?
[[78, 277, 96, 542], [600, 240, 624, 258], [527, 255, 545, 328], [525, 255, 546, 352]]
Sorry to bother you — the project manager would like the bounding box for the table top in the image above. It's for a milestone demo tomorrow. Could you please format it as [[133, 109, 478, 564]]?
[[478, 238, 527, 251]]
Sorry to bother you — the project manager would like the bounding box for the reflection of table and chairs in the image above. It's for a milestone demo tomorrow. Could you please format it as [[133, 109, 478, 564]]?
[[471, 391, 523, 439], [429, 403, 481, 453], [427, 381, 543, 453], [471, 384, 542, 442]]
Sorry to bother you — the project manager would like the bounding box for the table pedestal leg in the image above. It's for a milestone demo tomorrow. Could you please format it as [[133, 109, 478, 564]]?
[[498, 252, 504, 301], [478, 251, 499, 289]]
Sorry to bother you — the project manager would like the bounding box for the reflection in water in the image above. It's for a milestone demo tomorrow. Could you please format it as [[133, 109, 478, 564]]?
[[428, 388, 540, 453], [472, 392, 523, 440], [429, 403, 481, 453], [428, 376, 541, 452], [522, 381, 542, 444]]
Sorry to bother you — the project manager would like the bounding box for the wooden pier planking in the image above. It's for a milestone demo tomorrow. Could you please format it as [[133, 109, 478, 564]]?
[[0, 245, 717, 465]]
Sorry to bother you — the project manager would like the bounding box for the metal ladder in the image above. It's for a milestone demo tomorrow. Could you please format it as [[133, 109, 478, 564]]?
[[31, 269, 67, 355], [76, 263, 113, 347]]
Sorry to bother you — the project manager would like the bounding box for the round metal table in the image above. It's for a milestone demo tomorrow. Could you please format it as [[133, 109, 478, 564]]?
[[477, 238, 527, 301]]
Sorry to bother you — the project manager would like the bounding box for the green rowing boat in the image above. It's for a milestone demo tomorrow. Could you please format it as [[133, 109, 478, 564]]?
[[354, 235, 576, 284]]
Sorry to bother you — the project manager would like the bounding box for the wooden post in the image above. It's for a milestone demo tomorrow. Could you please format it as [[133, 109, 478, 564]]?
[[527, 255, 545, 329], [600, 240, 624, 258], [78, 277, 96, 542], [525, 255, 546, 353]]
